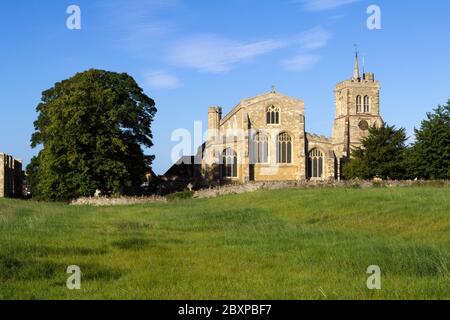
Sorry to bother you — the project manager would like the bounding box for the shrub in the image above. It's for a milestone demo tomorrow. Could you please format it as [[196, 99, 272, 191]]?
[[166, 190, 194, 201]]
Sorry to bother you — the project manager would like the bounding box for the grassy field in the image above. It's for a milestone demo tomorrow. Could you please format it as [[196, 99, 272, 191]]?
[[0, 186, 449, 300]]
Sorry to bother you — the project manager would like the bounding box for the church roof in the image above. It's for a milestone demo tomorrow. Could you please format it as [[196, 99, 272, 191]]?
[[306, 133, 332, 143], [220, 90, 304, 124]]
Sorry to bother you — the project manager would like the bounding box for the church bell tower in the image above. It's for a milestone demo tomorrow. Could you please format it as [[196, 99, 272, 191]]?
[[332, 52, 384, 161]]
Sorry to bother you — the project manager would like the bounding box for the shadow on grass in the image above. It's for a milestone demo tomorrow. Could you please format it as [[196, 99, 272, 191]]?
[[111, 238, 155, 250], [1, 245, 108, 258], [0, 256, 124, 282], [111, 236, 184, 250]]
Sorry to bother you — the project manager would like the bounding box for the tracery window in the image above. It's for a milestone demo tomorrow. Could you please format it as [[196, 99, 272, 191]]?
[[267, 106, 280, 124], [221, 148, 237, 178], [364, 95, 370, 113], [356, 95, 362, 113], [308, 149, 324, 179], [253, 132, 269, 164], [277, 133, 292, 164]]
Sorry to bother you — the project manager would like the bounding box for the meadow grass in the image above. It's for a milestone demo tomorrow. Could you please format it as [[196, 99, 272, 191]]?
[[0, 186, 449, 300]]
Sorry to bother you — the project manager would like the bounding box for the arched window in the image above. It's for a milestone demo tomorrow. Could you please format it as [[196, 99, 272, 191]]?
[[277, 133, 292, 164], [252, 132, 269, 164], [221, 148, 237, 178], [356, 95, 362, 113], [308, 149, 324, 179], [266, 106, 280, 124], [364, 96, 370, 113]]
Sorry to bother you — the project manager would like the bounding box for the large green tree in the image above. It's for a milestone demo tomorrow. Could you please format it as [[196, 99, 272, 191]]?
[[344, 124, 408, 180], [406, 101, 450, 179], [28, 69, 157, 200]]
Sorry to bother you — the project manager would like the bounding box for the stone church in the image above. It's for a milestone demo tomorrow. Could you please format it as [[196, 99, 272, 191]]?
[[201, 54, 384, 183]]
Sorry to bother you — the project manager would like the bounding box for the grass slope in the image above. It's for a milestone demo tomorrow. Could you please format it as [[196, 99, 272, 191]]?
[[0, 187, 449, 300]]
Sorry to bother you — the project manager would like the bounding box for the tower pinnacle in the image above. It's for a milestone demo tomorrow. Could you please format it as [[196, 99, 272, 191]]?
[[353, 50, 360, 80]]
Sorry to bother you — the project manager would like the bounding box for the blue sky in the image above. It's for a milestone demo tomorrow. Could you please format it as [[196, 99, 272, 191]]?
[[1, 0, 450, 174]]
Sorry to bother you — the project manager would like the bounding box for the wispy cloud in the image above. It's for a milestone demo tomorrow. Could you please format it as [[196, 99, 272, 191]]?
[[167, 34, 285, 73], [145, 71, 180, 90], [298, 0, 360, 11], [100, 1, 334, 75], [283, 26, 332, 72], [283, 54, 320, 71], [97, 0, 179, 55], [168, 27, 331, 74], [296, 26, 332, 49]]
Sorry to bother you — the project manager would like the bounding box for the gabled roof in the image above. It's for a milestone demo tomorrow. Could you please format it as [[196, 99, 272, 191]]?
[[220, 91, 304, 125]]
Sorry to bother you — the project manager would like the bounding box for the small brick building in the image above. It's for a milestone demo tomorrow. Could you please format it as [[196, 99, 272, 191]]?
[[0, 153, 23, 198]]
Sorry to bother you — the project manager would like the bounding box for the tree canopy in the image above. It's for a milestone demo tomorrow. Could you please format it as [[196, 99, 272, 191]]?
[[406, 100, 450, 179], [344, 124, 408, 180], [28, 69, 157, 200]]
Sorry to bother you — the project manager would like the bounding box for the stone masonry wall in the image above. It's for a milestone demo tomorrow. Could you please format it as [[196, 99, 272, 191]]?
[[0, 155, 4, 197], [0, 153, 23, 198], [194, 180, 450, 199], [202, 92, 307, 183]]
